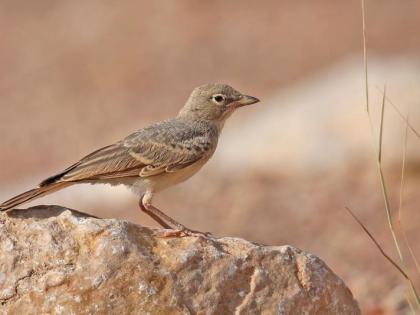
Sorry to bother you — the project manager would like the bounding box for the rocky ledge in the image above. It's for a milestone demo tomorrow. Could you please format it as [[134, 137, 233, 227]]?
[[0, 206, 359, 314]]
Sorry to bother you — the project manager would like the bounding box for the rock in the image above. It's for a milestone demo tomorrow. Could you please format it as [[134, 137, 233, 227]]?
[[0, 205, 360, 315]]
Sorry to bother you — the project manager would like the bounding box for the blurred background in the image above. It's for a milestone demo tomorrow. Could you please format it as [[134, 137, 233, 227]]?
[[1, 1, 420, 313]]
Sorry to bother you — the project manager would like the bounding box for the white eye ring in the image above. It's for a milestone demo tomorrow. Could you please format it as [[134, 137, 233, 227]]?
[[212, 94, 226, 104]]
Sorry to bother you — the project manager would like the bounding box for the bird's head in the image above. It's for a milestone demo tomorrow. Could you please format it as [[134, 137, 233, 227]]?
[[178, 83, 259, 122]]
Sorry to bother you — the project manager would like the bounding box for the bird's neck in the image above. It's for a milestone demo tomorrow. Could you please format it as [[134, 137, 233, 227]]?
[[177, 113, 226, 134], [177, 109, 234, 134], [175, 115, 223, 136]]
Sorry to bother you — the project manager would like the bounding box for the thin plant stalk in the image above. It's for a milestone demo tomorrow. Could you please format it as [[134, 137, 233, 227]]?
[[360, 14, 396, 259], [377, 86, 386, 163], [360, 0, 420, 309], [345, 207, 420, 310], [361, 0, 402, 269], [397, 116, 420, 274], [372, 87, 403, 261], [361, 0, 369, 112], [375, 86, 420, 140]]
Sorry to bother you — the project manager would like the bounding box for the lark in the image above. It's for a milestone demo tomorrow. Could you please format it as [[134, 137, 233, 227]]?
[[0, 83, 259, 236]]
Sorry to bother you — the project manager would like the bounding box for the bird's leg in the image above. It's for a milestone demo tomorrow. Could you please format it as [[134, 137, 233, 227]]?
[[140, 192, 211, 238], [138, 197, 171, 229]]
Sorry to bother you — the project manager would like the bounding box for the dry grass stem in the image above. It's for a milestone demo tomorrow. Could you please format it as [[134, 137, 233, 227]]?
[[345, 207, 420, 310], [361, 0, 369, 113], [360, 0, 420, 309], [397, 116, 420, 275]]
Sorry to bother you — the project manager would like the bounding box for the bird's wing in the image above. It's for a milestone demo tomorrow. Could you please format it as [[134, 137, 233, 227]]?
[[124, 120, 214, 177], [40, 120, 215, 185], [39, 142, 144, 185]]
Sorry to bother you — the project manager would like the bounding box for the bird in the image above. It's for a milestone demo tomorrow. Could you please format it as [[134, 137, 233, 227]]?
[[0, 83, 259, 237]]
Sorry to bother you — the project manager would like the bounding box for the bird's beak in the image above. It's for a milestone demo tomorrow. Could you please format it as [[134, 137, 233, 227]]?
[[236, 95, 260, 107]]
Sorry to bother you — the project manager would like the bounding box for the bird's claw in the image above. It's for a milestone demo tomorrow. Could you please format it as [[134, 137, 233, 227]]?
[[154, 228, 212, 238]]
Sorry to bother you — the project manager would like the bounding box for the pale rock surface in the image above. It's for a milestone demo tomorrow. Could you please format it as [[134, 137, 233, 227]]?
[[0, 206, 360, 315]]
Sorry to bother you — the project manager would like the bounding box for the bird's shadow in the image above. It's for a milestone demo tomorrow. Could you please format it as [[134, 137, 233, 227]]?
[[5, 205, 100, 220]]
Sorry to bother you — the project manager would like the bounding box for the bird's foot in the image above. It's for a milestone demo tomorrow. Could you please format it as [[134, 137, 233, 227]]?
[[154, 228, 212, 238]]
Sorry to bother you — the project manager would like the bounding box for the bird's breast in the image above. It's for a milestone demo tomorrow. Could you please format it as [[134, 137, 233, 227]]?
[[150, 156, 212, 193]]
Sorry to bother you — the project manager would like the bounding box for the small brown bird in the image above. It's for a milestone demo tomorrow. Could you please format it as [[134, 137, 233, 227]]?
[[0, 83, 259, 236]]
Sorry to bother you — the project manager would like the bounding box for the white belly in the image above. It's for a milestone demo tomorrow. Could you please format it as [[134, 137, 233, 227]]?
[[96, 157, 210, 196], [143, 157, 210, 192]]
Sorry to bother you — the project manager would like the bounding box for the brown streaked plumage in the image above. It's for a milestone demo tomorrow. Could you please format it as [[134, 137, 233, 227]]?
[[0, 83, 259, 237]]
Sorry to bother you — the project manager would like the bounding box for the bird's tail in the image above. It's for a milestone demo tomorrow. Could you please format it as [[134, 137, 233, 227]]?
[[0, 182, 69, 211]]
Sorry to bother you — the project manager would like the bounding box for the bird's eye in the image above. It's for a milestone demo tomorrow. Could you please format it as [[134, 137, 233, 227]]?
[[212, 94, 225, 103]]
